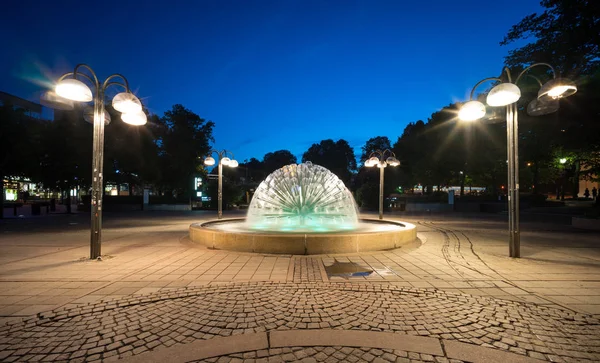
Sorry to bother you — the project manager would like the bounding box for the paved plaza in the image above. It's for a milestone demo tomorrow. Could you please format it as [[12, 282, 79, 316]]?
[[0, 210, 599, 362]]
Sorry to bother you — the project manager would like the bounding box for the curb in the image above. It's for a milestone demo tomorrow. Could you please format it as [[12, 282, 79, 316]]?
[[118, 330, 543, 363]]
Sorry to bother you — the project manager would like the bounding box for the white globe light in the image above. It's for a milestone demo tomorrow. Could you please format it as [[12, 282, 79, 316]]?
[[121, 111, 147, 126], [486, 83, 521, 106], [221, 157, 231, 166], [386, 157, 400, 166], [527, 99, 559, 116], [55, 78, 93, 102], [229, 159, 239, 168], [112, 92, 142, 114], [204, 156, 216, 166], [458, 101, 486, 121], [538, 78, 577, 100], [40, 90, 74, 110]]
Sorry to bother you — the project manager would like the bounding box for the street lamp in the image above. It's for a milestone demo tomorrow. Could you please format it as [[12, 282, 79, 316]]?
[[41, 64, 146, 259], [458, 63, 577, 258], [204, 149, 238, 219], [364, 149, 400, 220]]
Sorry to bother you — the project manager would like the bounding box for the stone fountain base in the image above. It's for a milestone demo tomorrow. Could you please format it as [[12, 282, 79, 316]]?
[[189, 218, 417, 255]]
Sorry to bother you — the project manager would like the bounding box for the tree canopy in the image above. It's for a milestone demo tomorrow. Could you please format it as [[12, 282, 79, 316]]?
[[501, 0, 600, 75], [262, 150, 297, 175], [302, 139, 356, 186], [155, 104, 214, 196]]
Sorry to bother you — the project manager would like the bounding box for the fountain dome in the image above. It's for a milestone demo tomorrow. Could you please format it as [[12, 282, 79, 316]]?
[[247, 162, 358, 232]]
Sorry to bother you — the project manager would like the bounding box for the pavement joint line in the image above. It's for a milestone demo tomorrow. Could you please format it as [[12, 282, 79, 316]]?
[[118, 332, 269, 363], [317, 257, 329, 282], [286, 256, 295, 282], [113, 330, 546, 363]]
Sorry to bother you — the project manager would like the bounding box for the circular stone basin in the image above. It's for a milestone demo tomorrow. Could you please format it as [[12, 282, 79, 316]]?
[[189, 219, 417, 255]]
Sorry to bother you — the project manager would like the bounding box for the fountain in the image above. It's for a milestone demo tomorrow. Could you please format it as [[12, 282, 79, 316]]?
[[189, 162, 416, 254]]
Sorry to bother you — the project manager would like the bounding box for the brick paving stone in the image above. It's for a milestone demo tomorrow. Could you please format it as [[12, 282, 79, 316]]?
[[0, 282, 599, 362]]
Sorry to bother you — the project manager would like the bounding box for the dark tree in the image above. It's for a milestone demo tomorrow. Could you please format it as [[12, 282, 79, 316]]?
[[104, 107, 161, 194], [501, 0, 600, 195], [262, 150, 297, 175], [501, 0, 600, 75], [156, 105, 214, 197], [360, 136, 391, 164], [301, 139, 357, 186]]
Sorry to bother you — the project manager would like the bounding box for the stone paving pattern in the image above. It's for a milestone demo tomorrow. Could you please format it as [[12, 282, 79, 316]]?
[[199, 346, 465, 363], [1, 212, 600, 362], [0, 283, 599, 362]]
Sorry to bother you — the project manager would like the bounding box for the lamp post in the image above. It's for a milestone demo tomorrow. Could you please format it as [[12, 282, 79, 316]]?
[[458, 63, 577, 258], [41, 64, 146, 259], [203, 150, 238, 219], [364, 149, 400, 220]]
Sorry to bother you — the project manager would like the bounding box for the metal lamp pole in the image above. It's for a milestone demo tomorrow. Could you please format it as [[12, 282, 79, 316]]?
[[460, 63, 577, 258], [42, 64, 146, 259], [204, 150, 238, 219], [364, 149, 400, 220]]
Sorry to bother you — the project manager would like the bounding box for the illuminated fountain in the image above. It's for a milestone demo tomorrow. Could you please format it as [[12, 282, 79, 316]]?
[[246, 162, 358, 232], [189, 162, 416, 254]]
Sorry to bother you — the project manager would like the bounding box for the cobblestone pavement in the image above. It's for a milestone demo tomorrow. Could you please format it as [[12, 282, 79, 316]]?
[[293, 258, 325, 282], [199, 346, 464, 363], [1, 282, 599, 362]]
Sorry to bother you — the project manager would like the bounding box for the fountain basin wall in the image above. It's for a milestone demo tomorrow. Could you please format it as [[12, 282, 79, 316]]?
[[189, 219, 417, 255]]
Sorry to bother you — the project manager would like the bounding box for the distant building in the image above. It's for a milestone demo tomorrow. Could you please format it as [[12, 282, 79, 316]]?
[[0, 91, 43, 119], [1, 91, 51, 202]]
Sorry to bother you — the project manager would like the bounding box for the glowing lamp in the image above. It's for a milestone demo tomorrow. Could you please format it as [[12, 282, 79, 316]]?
[[229, 159, 239, 168], [83, 105, 111, 125], [486, 83, 521, 106], [559, 158, 567, 164], [538, 79, 577, 100], [365, 157, 379, 167], [121, 111, 147, 126], [386, 157, 400, 166], [526, 99, 559, 117], [40, 90, 75, 110], [55, 78, 93, 102], [458, 100, 486, 121], [377, 161, 387, 168], [112, 92, 142, 114], [204, 156, 215, 166], [221, 157, 231, 166]]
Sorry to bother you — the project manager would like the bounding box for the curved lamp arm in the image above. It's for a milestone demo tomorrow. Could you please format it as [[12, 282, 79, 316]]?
[[469, 77, 503, 100], [368, 149, 396, 160], [102, 74, 131, 93], [515, 62, 556, 85], [74, 64, 100, 88]]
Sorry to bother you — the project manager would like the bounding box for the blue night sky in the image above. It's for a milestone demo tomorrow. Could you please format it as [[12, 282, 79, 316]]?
[[1, 0, 542, 162]]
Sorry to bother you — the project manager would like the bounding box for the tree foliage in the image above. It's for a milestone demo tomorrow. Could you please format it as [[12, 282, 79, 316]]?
[[501, 0, 600, 75], [262, 150, 297, 175], [301, 139, 357, 186], [155, 104, 214, 197], [360, 136, 391, 164]]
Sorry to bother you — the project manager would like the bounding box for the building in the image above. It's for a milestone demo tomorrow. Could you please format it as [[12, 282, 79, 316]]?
[[0, 91, 43, 119]]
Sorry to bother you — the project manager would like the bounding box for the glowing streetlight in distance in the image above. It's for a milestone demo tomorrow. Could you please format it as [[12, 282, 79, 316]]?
[[204, 156, 216, 166]]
